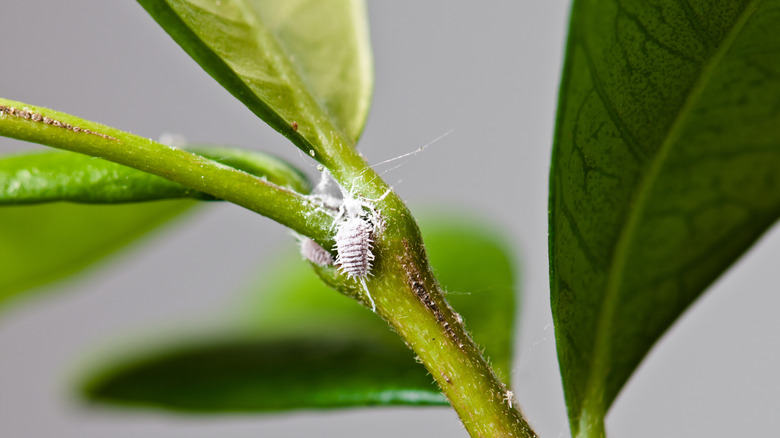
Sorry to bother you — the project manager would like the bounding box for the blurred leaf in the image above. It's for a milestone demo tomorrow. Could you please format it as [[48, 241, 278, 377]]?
[[0, 201, 192, 308], [82, 215, 517, 411], [550, 1, 780, 435], [83, 337, 445, 412], [0, 147, 309, 205], [137, 0, 373, 156]]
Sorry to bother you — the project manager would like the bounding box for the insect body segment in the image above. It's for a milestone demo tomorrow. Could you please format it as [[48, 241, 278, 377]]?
[[334, 216, 374, 279], [334, 215, 377, 312]]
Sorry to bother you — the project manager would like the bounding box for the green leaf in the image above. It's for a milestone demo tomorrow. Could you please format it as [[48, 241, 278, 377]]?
[[83, 337, 446, 412], [0, 147, 309, 205], [137, 0, 373, 161], [0, 201, 192, 309], [550, 1, 780, 436], [81, 215, 518, 411]]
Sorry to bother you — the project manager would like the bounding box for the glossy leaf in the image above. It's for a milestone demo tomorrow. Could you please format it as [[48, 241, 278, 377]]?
[[0, 147, 309, 205], [81, 216, 518, 411], [0, 201, 192, 308], [550, 1, 780, 436], [137, 0, 373, 160]]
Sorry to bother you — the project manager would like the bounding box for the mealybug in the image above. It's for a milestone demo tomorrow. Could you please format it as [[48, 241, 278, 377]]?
[[334, 217, 374, 278], [300, 238, 334, 267], [334, 216, 376, 311], [301, 132, 450, 312], [307, 170, 390, 312]]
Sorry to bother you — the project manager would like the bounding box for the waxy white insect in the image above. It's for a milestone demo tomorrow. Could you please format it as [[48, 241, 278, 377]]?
[[334, 216, 374, 278], [304, 170, 389, 312], [299, 237, 334, 267], [334, 215, 376, 310], [302, 131, 449, 312]]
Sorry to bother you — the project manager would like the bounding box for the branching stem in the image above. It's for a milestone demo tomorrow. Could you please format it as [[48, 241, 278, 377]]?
[[0, 98, 333, 244], [0, 96, 537, 437]]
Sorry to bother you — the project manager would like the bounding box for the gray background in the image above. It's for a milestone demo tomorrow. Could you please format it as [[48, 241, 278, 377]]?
[[1, 1, 779, 437]]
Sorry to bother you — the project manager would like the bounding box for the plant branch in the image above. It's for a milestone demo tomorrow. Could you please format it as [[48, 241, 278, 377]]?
[[0, 95, 537, 436], [314, 162, 538, 438], [0, 98, 333, 244]]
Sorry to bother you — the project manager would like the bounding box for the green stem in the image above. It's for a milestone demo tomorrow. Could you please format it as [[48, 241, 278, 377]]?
[[0, 98, 333, 244], [0, 97, 537, 437], [316, 160, 538, 437]]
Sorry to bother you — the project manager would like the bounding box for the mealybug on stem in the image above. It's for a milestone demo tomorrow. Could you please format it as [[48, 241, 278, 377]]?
[[300, 238, 333, 267], [334, 216, 374, 278], [305, 170, 392, 313], [334, 216, 376, 311]]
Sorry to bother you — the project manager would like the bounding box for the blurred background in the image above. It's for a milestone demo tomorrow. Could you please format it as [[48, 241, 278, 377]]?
[[1, 1, 779, 437]]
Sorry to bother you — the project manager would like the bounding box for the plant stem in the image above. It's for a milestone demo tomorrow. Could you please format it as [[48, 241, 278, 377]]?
[[0, 98, 333, 245], [0, 96, 538, 437], [317, 151, 538, 437]]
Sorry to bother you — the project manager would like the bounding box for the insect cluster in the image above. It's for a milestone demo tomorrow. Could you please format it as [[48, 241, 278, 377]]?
[[299, 170, 386, 312]]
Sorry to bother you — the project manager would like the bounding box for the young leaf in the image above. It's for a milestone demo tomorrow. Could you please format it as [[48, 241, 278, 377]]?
[[0, 147, 310, 205], [550, 2, 780, 436], [0, 202, 192, 309], [137, 0, 373, 164], [80, 217, 518, 411]]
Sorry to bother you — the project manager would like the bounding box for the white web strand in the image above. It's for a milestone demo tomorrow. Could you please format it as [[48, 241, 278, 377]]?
[[359, 277, 376, 312]]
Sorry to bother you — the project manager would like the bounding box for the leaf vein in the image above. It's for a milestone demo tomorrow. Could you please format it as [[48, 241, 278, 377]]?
[[579, 42, 648, 163]]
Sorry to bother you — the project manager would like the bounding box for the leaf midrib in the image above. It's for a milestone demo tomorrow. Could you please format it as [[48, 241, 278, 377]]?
[[581, 0, 762, 425]]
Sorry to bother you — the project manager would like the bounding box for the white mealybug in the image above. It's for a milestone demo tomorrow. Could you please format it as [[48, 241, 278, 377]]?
[[312, 172, 380, 311], [332, 191, 380, 312], [334, 216, 375, 276], [307, 170, 392, 313], [301, 133, 451, 312], [300, 237, 334, 267], [334, 215, 376, 311]]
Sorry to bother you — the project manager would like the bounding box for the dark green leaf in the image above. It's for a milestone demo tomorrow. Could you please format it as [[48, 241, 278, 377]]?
[[81, 216, 517, 411], [84, 337, 445, 412], [550, 1, 780, 436], [0, 201, 192, 308], [137, 0, 373, 158], [0, 148, 309, 205]]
